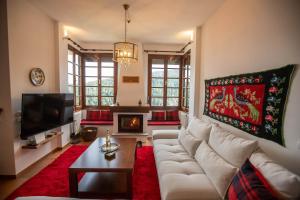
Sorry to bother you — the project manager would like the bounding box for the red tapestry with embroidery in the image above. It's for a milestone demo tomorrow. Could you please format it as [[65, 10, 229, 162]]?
[[204, 65, 295, 146]]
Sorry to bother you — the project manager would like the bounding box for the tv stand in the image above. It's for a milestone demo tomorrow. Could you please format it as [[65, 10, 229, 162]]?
[[22, 132, 62, 149]]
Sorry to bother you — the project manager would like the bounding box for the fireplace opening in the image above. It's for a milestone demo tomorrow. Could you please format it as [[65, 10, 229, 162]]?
[[118, 114, 143, 133]]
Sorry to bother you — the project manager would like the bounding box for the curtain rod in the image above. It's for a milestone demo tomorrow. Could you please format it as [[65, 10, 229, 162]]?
[[144, 41, 192, 54], [64, 37, 113, 52]]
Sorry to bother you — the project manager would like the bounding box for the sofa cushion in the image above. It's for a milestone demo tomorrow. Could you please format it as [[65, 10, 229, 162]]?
[[228, 159, 279, 200], [166, 110, 180, 121], [99, 110, 113, 121], [179, 129, 201, 157], [208, 126, 257, 167], [154, 148, 193, 165], [152, 129, 180, 140], [86, 110, 100, 121], [80, 120, 113, 126], [195, 141, 238, 199], [186, 117, 212, 141], [152, 110, 166, 121], [250, 149, 300, 199], [158, 160, 204, 176], [160, 173, 220, 200]]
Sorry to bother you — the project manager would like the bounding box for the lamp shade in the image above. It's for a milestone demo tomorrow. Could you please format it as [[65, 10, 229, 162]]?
[[113, 41, 138, 66]]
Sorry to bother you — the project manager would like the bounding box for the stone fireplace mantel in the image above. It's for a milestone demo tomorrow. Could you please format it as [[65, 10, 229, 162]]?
[[109, 105, 150, 113]]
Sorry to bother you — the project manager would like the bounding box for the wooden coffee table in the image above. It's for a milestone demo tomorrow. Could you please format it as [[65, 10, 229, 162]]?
[[69, 137, 137, 199]]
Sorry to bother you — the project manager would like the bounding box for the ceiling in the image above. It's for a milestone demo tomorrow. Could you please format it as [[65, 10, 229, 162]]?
[[29, 0, 224, 44]]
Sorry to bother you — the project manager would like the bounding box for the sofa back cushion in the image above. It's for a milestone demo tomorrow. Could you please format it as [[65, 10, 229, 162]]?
[[208, 126, 258, 168], [186, 117, 212, 141], [250, 149, 300, 199], [195, 141, 238, 199], [151, 110, 166, 121], [228, 159, 279, 200], [166, 110, 179, 121], [178, 129, 201, 157], [86, 110, 100, 121], [99, 110, 113, 121]]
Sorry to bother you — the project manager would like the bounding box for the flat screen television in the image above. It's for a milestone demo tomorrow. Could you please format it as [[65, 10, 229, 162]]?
[[21, 93, 74, 139]]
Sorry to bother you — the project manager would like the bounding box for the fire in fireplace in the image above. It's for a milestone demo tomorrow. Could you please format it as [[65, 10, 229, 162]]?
[[118, 114, 143, 133]]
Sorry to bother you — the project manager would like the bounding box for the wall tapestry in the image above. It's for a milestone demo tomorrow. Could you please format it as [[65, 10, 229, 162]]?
[[204, 65, 295, 146]]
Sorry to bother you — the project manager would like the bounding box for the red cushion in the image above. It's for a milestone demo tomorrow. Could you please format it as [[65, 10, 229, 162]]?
[[86, 110, 100, 121], [80, 120, 113, 126], [166, 110, 179, 121], [151, 111, 165, 121], [227, 159, 278, 200], [148, 120, 181, 126], [99, 110, 113, 121]]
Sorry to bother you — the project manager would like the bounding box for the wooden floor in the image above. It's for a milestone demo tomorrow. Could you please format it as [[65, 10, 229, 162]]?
[[0, 138, 152, 199]]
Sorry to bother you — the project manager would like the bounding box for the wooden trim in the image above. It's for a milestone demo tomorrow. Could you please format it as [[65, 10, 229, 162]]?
[[0, 175, 17, 179]]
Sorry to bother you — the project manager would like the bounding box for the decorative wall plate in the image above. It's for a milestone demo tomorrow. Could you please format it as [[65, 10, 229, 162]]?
[[30, 68, 45, 86]]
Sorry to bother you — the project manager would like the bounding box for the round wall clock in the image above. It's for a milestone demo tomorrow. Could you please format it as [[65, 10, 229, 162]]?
[[30, 68, 45, 86]]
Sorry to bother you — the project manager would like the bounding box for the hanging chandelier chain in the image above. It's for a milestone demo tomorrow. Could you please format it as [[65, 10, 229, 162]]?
[[123, 4, 129, 42]]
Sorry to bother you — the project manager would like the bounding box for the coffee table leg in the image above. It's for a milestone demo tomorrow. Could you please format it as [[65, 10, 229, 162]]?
[[127, 170, 133, 198], [69, 170, 78, 197]]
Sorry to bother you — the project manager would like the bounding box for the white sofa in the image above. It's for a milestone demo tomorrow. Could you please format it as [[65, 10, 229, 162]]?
[[152, 117, 300, 200]]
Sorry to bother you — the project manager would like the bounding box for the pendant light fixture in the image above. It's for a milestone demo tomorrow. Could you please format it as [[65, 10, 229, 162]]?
[[113, 4, 138, 67]]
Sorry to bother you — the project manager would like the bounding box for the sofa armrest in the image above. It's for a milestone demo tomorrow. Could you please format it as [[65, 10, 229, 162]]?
[[152, 129, 180, 140]]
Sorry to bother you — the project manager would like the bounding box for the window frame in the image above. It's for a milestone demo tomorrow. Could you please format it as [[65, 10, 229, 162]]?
[[67, 45, 82, 111], [181, 50, 191, 112], [82, 53, 118, 109], [148, 54, 182, 110]]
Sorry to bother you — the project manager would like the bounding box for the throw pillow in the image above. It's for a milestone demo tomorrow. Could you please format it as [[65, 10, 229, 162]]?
[[186, 117, 212, 141], [86, 110, 99, 121], [166, 110, 179, 121], [208, 126, 258, 168], [195, 141, 238, 199], [151, 110, 165, 121], [228, 159, 279, 200], [99, 110, 113, 121], [250, 149, 300, 199], [179, 129, 201, 157]]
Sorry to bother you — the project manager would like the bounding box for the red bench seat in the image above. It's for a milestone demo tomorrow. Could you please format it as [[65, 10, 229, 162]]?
[[148, 120, 181, 126], [80, 120, 113, 126]]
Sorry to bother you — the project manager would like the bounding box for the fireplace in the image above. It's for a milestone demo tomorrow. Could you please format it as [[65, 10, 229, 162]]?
[[118, 114, 143, 133]]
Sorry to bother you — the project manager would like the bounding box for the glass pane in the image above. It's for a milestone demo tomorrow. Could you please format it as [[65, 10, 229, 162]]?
[[152, 59, 164, 68], [86, 97, 98, 106], [182, 78, 187, 88], [101, 77, 114, 86], [75, 76, 80, 86], [85, 77, 98, 86], [151, 98, 163, 106], [152, 68, 164, 77], [167, 69, 179, 78], [75, 86, 81, 96], [101, 67, 114, 76], [182, 88, 186, 98], [68, 50, 73, 62], [75, 65, 80, 75], [152, 78, 164, 87], [101, 97, 114, 106], [68, 62, 73, 74], [101, 61, 114, 67], [85, 67, 98, 76], [168, 56, 180, 66], [85, 87, 98, 96], [75, 54, 79, 65], [152, 88, 163, 97], [76, 96, 80, 106], [167, 79, 179, 87], [101, 87, 114, 96], [167, 88, 179, 97], [167, 98, 179, 106], [68, 74, 73, 85], [67, 86, 73, 94], [85, 61, 98, 67]]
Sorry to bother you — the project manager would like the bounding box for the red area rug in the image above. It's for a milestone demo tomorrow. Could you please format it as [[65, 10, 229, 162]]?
[[6, 145, 160, 200]]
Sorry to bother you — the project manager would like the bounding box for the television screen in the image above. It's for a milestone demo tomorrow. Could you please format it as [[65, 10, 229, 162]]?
[[21, 93, 74, 139]]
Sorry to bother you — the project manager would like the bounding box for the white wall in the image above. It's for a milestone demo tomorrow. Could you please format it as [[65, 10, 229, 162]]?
[[199, 0, 300, 174], [7, 0, 59, 174]]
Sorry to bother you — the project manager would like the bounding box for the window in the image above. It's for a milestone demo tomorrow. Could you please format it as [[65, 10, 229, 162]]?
[[148, 55, 181, 108], [83, 54, 117, 107], [67, 47, 82, 109], [181, 50, 191, 111]]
